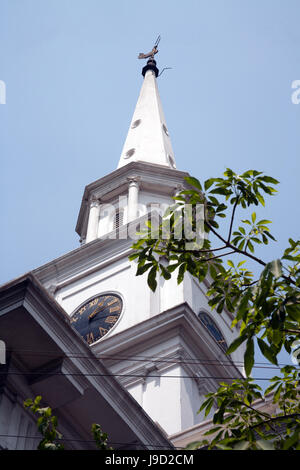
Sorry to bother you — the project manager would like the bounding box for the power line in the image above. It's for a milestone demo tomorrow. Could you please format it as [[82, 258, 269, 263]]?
[[3, 348, 298, 370], [0, 369, 292, 382], [0, 434, 181, 449]]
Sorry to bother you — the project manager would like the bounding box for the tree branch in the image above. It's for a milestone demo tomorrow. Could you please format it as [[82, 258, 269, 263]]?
[[205, 220, 267, 267], [282, 329, 300, 336], [227, 196, 240, 243], [208, 250, 236, 261], [250, 413, 300, 431]]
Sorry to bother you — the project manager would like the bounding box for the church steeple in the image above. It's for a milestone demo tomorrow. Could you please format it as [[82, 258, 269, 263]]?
[[117, 52, 176, 170]]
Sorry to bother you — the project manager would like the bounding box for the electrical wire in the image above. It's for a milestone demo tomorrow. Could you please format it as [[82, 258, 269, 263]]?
[[2, 348, 299, 370], [0, 369, 292, 381], [0, 434, 183, 449]]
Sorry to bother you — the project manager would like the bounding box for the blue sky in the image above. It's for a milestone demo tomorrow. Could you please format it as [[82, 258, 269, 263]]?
[[1, 0, 300, 383]]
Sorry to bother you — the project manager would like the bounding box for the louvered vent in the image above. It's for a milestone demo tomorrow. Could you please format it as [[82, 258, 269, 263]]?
[[113, 209, 124, 230]]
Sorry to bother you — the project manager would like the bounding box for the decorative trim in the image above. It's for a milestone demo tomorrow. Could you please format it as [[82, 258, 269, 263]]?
[[89, 196, 101, 209], [47, 284, 58, 295], [76, 162, 190, 236], [127, 176, 141, 188]]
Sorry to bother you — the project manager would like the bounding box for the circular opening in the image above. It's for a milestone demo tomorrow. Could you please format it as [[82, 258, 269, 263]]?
[[168, 154, 176, 169], [131, 119, 141, 129], [124, 148, 135, 159], [162, 124, 169, 136]]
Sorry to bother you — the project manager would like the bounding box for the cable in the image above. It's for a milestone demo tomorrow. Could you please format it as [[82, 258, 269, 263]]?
[[0, 369, 293, 382], [0, 434, 182, 449], [3, 348, 299, 370], [1, 347, 293, 366]]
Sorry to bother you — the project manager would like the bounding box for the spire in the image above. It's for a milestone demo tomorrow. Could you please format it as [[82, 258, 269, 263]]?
[[117, 49, 176, 170]]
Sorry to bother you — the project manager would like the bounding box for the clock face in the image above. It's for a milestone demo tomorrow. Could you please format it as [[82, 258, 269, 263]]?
[[70, 294, 123, 345], [198, 311, 227, 353]]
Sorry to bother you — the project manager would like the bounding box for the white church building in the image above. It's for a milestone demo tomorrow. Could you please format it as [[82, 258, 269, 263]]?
[[0, 54, 245, 450]]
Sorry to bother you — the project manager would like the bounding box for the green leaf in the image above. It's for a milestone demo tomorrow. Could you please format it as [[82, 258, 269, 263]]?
[[185, 176, 203, 191], [257, 338, 278, 365], [128, 252, 139, 261], [256, 440, 275, 450], [160, 264, 171, 280], [210, 187, 232, 197], [257, 219, 271, 225], [204, 178, 215, 191], [132, 238, 147, 250], [260, 176, 279, 185], [247, 240, 254, 253], [233, 440, 250, 450], [167, 263, 180, 273], [147, 266, 157, 292], [282, 431, 300, 450], [286, 304, 300, 322], [208, 196, 220, 206], [244, 338, 255, 377], [136, 263, 153, 276], [256, 192, 265, 206], [185, 440, 202, 450], [273, 383, 283, 403], [237, 260, 246, 268], [237, 239, 246, 250], [204, 398, 214, 417], [177, 263, 187, 284], [226, 335, 248, 355]]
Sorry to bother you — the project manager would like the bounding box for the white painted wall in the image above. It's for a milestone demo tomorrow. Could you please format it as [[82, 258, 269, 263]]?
[[55, 255, 156, 338], [141, 366, 182, 435], [0, 392, 39, 450]]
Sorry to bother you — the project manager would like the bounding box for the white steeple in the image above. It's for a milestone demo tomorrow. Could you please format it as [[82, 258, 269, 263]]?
[[117, 59, 176, 170]]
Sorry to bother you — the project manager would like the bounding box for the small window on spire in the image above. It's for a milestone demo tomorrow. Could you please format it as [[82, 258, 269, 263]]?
[[162, 124, 169, 136], [131, 119, 141, 129], [168, 154, 176, 169], [124, 148, 135, 159]]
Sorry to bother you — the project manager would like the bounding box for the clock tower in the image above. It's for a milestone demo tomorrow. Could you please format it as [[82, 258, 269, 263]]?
[[33, 52, 245, 439]]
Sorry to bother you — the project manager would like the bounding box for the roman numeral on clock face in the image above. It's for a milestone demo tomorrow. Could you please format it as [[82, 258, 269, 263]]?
[[71, 294, 123, 345], [86, 332, 94, 344], [99, 327, 108, 337]]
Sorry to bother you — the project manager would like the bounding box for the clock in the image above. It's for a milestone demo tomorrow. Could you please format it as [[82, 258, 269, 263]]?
[[198, 311, 227, 353], [70, 294, 123, 345]]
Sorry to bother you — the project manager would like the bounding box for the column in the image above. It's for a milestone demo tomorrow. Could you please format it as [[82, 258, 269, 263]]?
[[173, 183, 184, 199], [127, 177, 140, 222], [86, 196, 101, 243]]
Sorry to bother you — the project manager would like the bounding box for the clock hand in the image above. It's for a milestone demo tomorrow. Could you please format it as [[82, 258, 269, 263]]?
[[88, 303, 106, 321]]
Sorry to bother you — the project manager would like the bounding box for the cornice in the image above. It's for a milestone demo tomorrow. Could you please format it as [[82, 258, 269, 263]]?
[[32, 211, 158, 289], [75, 161, 190, 236], [32, 233, 134, 287], [93, 302, 243, 382]]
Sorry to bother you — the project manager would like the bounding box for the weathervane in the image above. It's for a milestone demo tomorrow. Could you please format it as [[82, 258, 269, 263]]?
[[138, 35, 161, 60]]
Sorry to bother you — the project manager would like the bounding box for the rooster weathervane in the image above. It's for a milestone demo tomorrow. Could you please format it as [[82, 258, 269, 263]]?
[[138, 35, 161, 60]]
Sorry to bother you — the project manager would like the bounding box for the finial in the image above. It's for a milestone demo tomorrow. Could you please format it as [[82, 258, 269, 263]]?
[[138, 36, 160, 78]]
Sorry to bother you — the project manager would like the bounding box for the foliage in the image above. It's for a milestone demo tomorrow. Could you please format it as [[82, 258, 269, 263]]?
[[129, 168, 300, 449], [24, 396, 113, 450], [91, 423, 113, 450], [24, 396, 64, 450], [187, 366, 300, 450]]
